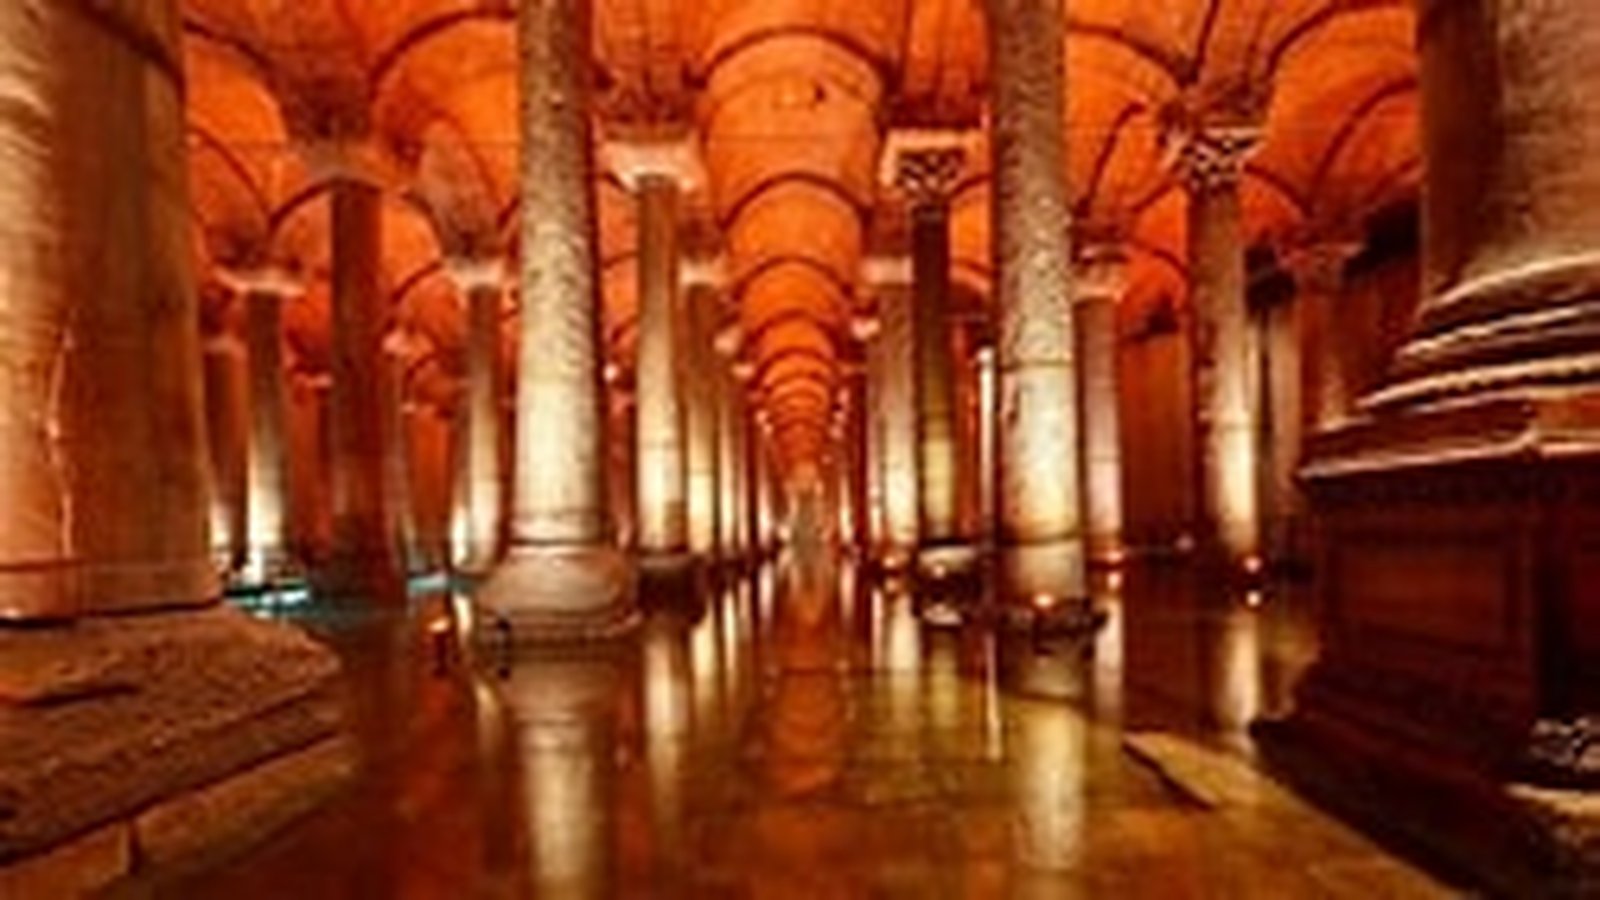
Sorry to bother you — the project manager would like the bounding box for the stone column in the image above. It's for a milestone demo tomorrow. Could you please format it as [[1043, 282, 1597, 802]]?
[[1282, 0, 1600, 837], [1285, 243, 1360, 432], [328, 178, 400, 592], [479, 0, 636, 640], [202, 328, 249, 577], [1073, 245, 1127, 565], [718, 360, 748, 562], [986, 0, 1086, 602], [682, 261, 725, 560], [889, 141, 975, 577], [381, 335, 422, 574], [609, 139, 703, 579], [236, 275, 301, 582], [860, 258, 919, 568], [0, 4, 348, 884], [1170, 124, 1262, 571], [450, 260, 506, 573]]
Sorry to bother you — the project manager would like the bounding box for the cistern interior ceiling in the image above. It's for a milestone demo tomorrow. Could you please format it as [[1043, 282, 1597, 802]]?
[[184, 0, 1419, 474]]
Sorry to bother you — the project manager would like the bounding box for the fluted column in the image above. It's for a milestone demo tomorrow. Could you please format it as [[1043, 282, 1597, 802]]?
[[328, 178, 400, 592], [860, 258, 919, 568], [1073, 245, 1127, 564], [451, 260, 506, 572], [610, 139, 703, 575], [987, 0, 1086, 601], [1170, 124, 1262, 571], [479, 0, 636, 639]]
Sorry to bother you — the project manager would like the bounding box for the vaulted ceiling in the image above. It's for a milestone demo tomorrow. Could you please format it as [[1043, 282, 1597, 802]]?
[[183, 0, 1418, 473]]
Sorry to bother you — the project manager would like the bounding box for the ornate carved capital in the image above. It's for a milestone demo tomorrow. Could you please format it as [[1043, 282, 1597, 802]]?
[[1164, 123, 1261, 194], [880, 129, 976, 211]]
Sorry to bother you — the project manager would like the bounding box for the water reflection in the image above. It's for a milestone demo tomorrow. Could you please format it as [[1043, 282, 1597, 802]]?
[[169, 550, 1318, 897]]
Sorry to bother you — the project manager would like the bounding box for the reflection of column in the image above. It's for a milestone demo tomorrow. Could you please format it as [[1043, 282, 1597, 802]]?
[[861, 259, 918, 565], [452, 261, 506, 572], [986, 0, 1086, 600], [202, 329, 249, 576], [1073, 245, 1127, 563], [1286, 243, 1359, 431], [1170, 124, 1261, 569], [479, 0, 637, 639], [238, 276, 300, 581], [329, 178, 400, 590], [891, 145, 967, 559], [504, 652, 628, 898]]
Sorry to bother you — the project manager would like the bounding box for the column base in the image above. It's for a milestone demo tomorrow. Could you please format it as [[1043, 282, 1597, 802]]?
[[997, 538, 1087, 606], [915, 541, 980, 580], [638, 550, 706, 606], [0, 605, 352, 895], [476, 544, 639, 646], [0, 555, 219, 623], [1264, 393, 1600, 894]]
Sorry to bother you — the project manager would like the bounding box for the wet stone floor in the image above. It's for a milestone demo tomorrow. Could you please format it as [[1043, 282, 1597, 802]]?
[[127, 554, 1459, 898]]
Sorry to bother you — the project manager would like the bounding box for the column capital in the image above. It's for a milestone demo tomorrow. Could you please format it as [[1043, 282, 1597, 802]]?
[[858, 255, 914, 288], [382, 328, 431, 361], [1282, 241, 1361, 295], [201, 328, 247, 359], [680, 254, 729, 291], [215, 265, 306, 300], [1074, 244, 1130, 304], [605, 133, 706, 193], [1162, 96, 1263, 193], [880, 129, 975, 209], [445, 256, 509, 295]]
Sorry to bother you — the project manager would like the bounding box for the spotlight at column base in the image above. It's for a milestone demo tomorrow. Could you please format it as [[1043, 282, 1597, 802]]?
[[997, 539, 1087, 609], [915, 542, 980, 581], [476, 545, 639, 647]]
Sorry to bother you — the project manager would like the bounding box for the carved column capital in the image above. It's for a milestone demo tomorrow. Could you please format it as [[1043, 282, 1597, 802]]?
[[1164, 122, 1261, 194], [1073, 242, 1130, 304], [215, 265, 306, 300], [444, 256, 509, 296], [881, 129, 975, 211], [1282, 241, 1361, 296], [605, 132, 706, 193]]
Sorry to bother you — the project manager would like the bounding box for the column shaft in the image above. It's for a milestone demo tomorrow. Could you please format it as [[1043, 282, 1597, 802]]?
[[878, 283, 920, 559], [988, 0, 1085, 597], [1074, 290, 1123, 562], [203, 338, 249, 574], [634, 176, 688, 558], [244, 289, 293, 578], [685, 286, 720, 557], [1187, 177, 1259, 565], [462, 281, 503, 569], [912, 206, 962, 545], [329, 179, 399, 585], [0, 0, 214, 618]]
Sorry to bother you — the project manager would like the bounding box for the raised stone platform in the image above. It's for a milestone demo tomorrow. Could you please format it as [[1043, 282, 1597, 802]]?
[[0, 605, 353, 895]]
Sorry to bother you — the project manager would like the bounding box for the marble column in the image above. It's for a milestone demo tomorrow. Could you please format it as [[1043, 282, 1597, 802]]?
[[479, 0, 636, 640], [610, 141, 701, 576], [328, 178, 400, 592], [1170, 125, 1262, 571], [1073, 245, 1127, 564], [381, 337, 422, 574], [892, 145, 974, 576], [451, 260, 506, 573], [861, 258, 919, 568], [986, 0, 1086, 602], [237, 276, 300, 582], [682, 264, 724, 560], [717, 361, 747, 562]]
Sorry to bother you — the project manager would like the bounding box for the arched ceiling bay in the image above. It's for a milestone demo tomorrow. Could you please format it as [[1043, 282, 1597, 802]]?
[[182, 0, 1418, 475]]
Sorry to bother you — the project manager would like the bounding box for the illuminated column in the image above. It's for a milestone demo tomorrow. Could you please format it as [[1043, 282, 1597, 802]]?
[[1285, 242, 1360, 431], [232, 273, 301, 581], [861, 258, 919, 566], [609, 139, 703, 573], [382, 333, 423, 573], [479, 0, 636, 640], [451, 260, 506, 572], [986, 0, 1086, 600], [328, 178, 400, 590], [717, 359, 749, 561], [1073, 244, 1127, 563], [682, 260, 725, 559], [1169, 124, 1262, 570], [888, 140, 973, 572], [0, 1, 217, 619], [202, 327, 248, 575]]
